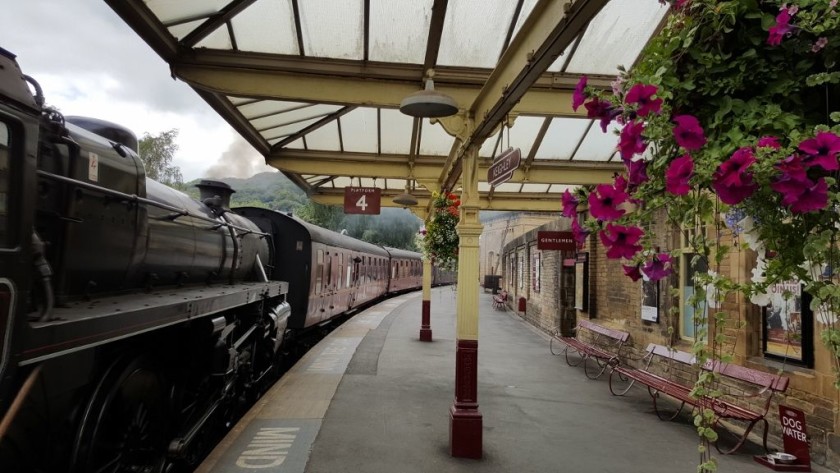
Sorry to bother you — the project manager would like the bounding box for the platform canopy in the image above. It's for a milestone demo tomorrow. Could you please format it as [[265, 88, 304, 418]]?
[[106, 0, 669, 214]]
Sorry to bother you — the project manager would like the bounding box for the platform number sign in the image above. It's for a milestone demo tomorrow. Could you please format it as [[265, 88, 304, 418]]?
[[343, 187, 381, 215]]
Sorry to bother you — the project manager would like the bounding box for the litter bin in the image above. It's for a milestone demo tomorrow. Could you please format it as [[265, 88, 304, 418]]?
[[518, 297, 526, 312]]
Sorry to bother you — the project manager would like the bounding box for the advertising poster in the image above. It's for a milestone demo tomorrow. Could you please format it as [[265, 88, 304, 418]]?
[[641, 278, 658, 322], [764, 281, 803, 361]]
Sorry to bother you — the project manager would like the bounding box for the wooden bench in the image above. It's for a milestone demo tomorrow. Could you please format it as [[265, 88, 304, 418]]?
[[550, 319, 630, 379], [492, 291, 508, 310], [609, 343, 790, 454]]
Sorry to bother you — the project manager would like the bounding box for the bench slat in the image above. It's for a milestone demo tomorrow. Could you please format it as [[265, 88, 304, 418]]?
[[579, 319, 630, 342]]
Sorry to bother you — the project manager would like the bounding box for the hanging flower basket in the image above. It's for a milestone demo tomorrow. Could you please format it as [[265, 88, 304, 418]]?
[[416, 192, 460, 272]]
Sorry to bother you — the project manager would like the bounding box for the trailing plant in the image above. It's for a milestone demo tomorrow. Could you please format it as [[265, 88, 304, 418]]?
[[565, 0, 840, 470], [417, 192, 460, 271]]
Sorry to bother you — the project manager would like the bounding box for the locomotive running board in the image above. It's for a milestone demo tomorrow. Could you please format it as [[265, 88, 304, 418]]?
[[18, 281, 289, 365]]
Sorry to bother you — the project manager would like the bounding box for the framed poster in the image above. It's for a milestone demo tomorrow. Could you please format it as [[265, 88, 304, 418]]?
[[762, 281, 813, 366], [641, 278, 658, 322], [574, 253, 589, 312]]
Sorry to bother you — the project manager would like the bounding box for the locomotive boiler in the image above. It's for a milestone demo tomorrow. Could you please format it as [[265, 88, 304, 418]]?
[[0, 47, 291, 472]]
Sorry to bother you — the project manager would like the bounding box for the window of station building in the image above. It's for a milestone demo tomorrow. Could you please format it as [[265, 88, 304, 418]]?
[[517, 248, 525, 290], [679, 229, 709, 341], [531, 248, 541, 293]]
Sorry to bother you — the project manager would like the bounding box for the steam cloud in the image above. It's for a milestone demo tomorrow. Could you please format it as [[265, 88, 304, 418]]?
[[204, 135, 276, 179]]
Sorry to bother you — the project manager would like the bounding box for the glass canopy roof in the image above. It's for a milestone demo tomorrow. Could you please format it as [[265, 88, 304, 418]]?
[[109, 0, 670, 212]]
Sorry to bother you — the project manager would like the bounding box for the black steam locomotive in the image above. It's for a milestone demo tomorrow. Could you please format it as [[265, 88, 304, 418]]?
[[0, 48, 445, 472]]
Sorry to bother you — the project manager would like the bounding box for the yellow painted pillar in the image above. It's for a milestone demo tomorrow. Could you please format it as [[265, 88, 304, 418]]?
[[420, 257, 432, 341], [449, 145, 483, 459]]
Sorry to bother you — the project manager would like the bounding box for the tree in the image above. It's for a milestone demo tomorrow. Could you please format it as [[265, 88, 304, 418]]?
[[295, 201, 345, 230], [138, 129, 183, 186]]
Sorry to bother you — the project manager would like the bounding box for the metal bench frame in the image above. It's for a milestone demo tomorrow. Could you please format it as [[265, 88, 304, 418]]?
[[550, 319, 630, 379], [609, 343, 790, 455], [492, 291, 508, 310]]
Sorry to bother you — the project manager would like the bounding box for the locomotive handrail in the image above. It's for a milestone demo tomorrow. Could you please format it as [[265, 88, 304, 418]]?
[[37, 170, 270, 238]]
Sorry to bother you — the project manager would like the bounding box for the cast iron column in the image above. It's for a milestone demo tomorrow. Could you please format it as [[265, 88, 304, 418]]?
[[420, 257, 433, 341], [450, 145, 482, 459]]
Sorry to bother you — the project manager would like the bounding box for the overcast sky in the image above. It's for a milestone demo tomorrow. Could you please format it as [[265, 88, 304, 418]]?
[[1, 1, 275, 181]]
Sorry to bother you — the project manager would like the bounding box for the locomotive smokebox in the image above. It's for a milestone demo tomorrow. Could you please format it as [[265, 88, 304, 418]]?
[[196, 179, 235, 211]]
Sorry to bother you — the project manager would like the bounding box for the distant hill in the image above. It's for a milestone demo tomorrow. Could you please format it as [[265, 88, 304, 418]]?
[[183, 171, 307, 212]]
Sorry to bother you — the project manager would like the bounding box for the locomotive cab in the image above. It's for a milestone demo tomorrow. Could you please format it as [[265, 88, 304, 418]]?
[[0, 47, 42, 410]]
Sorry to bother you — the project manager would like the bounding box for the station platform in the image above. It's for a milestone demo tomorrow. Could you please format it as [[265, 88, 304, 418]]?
[[196, 287, 828, 473]]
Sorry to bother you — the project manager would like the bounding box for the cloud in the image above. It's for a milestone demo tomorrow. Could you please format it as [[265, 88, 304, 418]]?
[[3, 1, 198, 114], [1, 1, 276, 182], [205, 136, 276, 179]]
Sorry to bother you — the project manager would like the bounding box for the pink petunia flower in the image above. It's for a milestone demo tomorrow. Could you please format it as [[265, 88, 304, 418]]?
[[665, 154, 694, 195], [642, 254, 673, 281], [711, 147, 758, 205], [768, 10, 794, 46], [791, 177, 829, 213], [672, 115, 707, 150], [588, 183, 629, 221], [623, 264, 643, 281], [618, 121, 647, 161], [572, 76, 588, 112], [772, 175, 829, 213], [561, 189, 579, 218], [812, 37, 828, 53], [775, 154, 808, 181], [625, 84, 663, 117], [614, 174, 628, 193], [571, 218, 589, 249], [585, 99, 622, 132], [757, 136, 781, 149], [798, 132, 840, 171], [599, 224, 644, 260], [627, 159, 649, 188]]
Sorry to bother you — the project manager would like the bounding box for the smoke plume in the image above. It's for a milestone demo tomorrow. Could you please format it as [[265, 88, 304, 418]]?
[[204, 135, 276, 179]]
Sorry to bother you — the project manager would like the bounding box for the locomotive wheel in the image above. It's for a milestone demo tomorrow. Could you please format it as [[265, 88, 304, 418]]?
[[72, 356, 171, 473]]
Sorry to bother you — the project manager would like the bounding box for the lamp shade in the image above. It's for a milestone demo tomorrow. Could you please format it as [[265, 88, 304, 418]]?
[[393, 191, 418, 207], [399, 79, 458, 118]]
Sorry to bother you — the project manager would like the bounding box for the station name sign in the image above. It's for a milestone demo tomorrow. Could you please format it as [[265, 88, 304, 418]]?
[[537, 231, 575, 251], [343, 187, 381, 215], [487, 148, 521, 187]]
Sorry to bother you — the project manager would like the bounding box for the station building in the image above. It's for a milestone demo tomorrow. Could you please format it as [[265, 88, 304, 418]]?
[[499, 215, 840, 467]]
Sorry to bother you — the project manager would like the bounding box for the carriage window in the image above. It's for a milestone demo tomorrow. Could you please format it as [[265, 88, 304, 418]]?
[[316, 250, 324, 292], [0, 122, 11, 247], [338, 254, 344, 289], [325, 253, 332, 288]]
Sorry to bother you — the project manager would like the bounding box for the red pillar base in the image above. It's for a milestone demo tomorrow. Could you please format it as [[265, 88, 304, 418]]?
[[450, 339, 481, 458], [419, 300, 432, 342], [419, 328, 433, 342], [449, 406, 483, 459]]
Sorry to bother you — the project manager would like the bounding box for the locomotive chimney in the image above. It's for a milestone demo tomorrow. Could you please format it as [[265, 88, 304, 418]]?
[[196, 179, 236, 212]]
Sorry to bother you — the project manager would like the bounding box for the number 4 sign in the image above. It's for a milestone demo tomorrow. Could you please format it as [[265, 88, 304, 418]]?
[[343, 187, 381, 215]]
